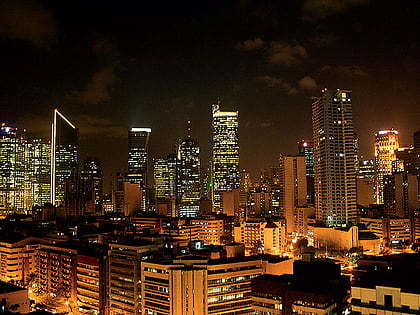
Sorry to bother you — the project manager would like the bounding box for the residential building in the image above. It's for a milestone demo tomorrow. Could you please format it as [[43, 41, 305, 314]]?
[[141, 256, 263, 315], [234, 218, 287, 255], [352, 254, 420, 315], [311, 89, 357, 227]]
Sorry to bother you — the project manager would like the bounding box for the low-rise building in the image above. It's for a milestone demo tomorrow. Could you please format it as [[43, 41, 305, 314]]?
[[0, 281, 30, 313], [141, 256, 263, 315], [234, 219, 286, 255], [352, 254, 420, 314], [252, 259, 350, 315]]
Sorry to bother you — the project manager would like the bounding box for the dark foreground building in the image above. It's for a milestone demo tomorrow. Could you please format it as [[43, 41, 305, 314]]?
[[252, 259, 351, 314]]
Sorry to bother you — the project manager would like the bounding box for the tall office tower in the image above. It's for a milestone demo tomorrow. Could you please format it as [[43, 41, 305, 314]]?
[[178, 122, 200, 217], [278, 154, 307, 233], [127, 127, 151, 211], [80, 157, 103, 214], [212, 102, 239, 212], [374, 129, 399, 204], [312, 89, 357, 227], [153, 154, 177, 199], [25, 139, 51, 208], [298, 140, 315, 205], [51, 109, 78, 206], [0, 124, 25, 214], [127, 127, 151, 188]]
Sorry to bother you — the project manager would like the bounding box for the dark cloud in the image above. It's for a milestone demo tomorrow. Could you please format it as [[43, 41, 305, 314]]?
[[70, 39, 121, 104], [236, 37, 265, 51], [298, 76, 317, 90], [20, 112, 126, 140], [267, 41, 307, 66], [0, 0, 59, 49], [307, 33, 337, 47], [257, 76, 297, 95], [71, 65, 120, 104], [320, 65, 368, 77], [302, 0, 373, 20]]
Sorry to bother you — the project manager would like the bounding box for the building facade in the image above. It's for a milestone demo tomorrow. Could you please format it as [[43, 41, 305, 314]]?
[[178, 123, 201, 217], [51, 109, 78, 206], [212, 102, 239, 212], [311, 89, 357, 227], [374, 129, 399, 204]]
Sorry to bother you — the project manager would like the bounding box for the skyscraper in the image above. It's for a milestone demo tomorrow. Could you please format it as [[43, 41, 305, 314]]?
[[312, 89, 357, 227], [177, 121, 200, 217], [127, 128, 151, 187], [374, 129, 399, 204], [127, 127, 151, 210], [298, 140, 315, 205], [212, 102, 239, 212], [51, 109, 78, 206], [25, 139, 51, 208], [153, 154, 177, 199], [0, 124, 25, 214]]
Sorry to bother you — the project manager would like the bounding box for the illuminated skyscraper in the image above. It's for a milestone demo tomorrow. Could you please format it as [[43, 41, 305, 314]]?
[[51, 109, 78, 206], [298, 140, 315, 205], [178, 121, 200, 217], [374, 129, 399, 204], [312, 89, 357, 227], [212, 102, 239, 212], [153, 154, 177, 199], [0, 124, 25, 214], [25, 139, 51, 208], [127, 128, 151, 189]]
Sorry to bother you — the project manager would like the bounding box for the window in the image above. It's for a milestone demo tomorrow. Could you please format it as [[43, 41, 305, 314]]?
[[384, 295, 393, 308]]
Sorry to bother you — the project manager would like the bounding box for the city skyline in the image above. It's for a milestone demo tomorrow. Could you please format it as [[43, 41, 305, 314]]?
[[0, 1, 418, 182]]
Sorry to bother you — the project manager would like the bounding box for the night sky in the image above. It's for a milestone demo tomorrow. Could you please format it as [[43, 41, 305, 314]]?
[[1, 0, 419, 189]]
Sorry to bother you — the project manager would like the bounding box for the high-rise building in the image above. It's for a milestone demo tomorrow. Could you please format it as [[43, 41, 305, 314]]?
[[278, 154, 307, 233], [395, 146, 416, 175], [51, 109, 78, 206], [212, 102, 239, 212], [127, 127, 151, 210], [153, 154, 177, 199], [298, 140, 315, 205], [383, 172, 419, 218], [312, 88, 357, 227], [357, 160, 375, 207], [0, 124, 25, 214], [80, 157, 103, 215], [127, 128, 151, 189], [25, 139, 51, 209], [374, 129, 399, 204], [177, 121, 200, 217]]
